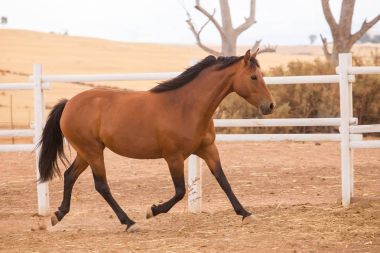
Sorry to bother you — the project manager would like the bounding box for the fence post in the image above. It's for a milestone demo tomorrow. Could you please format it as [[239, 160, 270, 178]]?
[[33, 64, 49, 215], [188, 155, 202, 213], [187, 58, 202, 213], [348, 68, 354, 198], [338, 53, 353, 207]]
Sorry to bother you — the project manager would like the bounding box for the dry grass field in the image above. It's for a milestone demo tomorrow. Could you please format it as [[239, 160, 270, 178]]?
[[0, 29, 380, 252], [1, 29, 379, 130]]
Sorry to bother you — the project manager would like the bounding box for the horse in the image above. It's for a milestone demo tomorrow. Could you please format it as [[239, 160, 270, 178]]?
[[38, 49, 275, 232]]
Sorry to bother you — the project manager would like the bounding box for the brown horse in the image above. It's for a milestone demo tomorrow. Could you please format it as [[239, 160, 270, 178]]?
[[38, 49, 275, 232]]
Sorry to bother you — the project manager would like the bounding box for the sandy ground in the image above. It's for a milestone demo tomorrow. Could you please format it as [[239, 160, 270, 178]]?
[[0, 141, 379, 252], [1, 29, 380, 252]]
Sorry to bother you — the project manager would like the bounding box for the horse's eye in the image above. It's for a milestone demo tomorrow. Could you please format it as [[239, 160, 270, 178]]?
[[251, 75, 257, 80]]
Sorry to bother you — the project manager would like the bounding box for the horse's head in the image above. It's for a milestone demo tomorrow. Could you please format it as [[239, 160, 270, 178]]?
[[232, 49, 275, 115]]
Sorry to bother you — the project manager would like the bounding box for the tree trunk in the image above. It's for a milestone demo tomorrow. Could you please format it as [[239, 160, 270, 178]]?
[[219, 0, 236, 56], [321, 0, 380, 65], [221, 34, 237, 56], [330, 39, 353, 65]]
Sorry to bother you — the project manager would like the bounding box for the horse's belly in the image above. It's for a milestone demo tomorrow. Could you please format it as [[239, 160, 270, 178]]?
[[103, 133, 162, 159], [109, 145, 162, 159]]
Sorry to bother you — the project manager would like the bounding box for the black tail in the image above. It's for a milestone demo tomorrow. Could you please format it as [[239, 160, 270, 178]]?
[[37, 99, 68, 183]]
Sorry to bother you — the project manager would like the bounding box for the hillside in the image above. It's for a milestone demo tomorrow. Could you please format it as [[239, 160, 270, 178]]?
[[0, 29, 378, 132], [0, 29, 326, 81]]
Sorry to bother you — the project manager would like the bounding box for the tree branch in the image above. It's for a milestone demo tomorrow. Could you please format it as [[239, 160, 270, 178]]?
[[186, 10, 221, 56], [235, 0, 257, 35], [320, 34, 332, 58], [194, 1, 225, 38], [257, 44, 277, 55], [350, 14, 380, 45], [251, 39, 261, 52], [251, 40, 277, 55], [198, 8, 216, 34], [321, 0, 338, 33]]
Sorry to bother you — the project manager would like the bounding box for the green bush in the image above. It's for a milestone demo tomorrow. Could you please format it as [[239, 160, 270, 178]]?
[[215, 53, 380, 134]]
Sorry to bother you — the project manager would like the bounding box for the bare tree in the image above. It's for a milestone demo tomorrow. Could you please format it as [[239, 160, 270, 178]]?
[[185, 0, 275, 56], [309, 34, 317, 45], [1, 17, 7, 25], [320, 0, 380, 65]]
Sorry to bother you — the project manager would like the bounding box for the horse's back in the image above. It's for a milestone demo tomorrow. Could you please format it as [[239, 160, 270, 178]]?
[[61, 88, 131, 130]]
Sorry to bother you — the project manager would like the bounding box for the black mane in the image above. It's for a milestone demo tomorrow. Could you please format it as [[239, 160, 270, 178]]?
[[150, 55, 244, 93]]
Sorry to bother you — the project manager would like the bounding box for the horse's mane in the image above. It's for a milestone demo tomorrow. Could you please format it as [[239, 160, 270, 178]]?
[[150, 55, 245, 93]]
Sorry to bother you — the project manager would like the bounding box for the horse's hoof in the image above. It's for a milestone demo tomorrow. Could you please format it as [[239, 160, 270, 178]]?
[[242, 215, 258, 225], [51, 214, 59, 226], [146, 206, 154, 219], [126, 223, 141, 233]]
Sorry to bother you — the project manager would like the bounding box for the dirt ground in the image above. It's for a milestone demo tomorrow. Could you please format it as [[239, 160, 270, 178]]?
[[1, 29, 380, 252], [0, 141, 379, 252]]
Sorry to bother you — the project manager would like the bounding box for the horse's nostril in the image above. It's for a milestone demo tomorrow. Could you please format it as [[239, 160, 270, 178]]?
[[260, 102, 275, 115]]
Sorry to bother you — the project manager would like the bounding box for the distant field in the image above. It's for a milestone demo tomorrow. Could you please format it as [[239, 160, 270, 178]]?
[[0, 29, 379, 130]]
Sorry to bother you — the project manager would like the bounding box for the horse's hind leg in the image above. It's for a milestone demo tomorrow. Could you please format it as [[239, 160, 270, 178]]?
[[89, 152, 136, 231], [52, 155, 88, 226], [147, 156, 185, 218]]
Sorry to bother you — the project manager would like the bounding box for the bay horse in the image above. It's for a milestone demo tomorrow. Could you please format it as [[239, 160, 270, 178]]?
[[38, 49, 275, 232]]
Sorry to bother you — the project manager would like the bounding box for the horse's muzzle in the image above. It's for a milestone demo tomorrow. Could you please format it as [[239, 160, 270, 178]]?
[[260, 102, 275, 115]]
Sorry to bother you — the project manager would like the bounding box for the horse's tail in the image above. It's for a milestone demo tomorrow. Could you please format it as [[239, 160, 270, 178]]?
[[37, 99, 69, 183]]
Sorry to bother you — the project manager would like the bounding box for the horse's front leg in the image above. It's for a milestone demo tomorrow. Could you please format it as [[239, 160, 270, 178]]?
[[195, 143, 256, 224], [146, 155, 185, 218]]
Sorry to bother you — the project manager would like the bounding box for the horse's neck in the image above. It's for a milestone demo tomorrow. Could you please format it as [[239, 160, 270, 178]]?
[[177, 66, 235, 123]]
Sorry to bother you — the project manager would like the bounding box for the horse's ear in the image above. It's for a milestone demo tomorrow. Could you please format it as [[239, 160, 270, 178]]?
[[244, 49, 251, 65], [251, 48, 260, 59]]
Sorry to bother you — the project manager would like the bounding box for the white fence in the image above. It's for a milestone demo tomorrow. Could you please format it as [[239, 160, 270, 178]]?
[[0, 64, 49, 215], [0, 53, 379, 215]]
